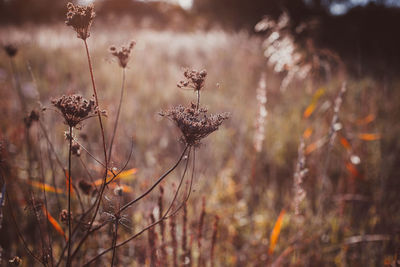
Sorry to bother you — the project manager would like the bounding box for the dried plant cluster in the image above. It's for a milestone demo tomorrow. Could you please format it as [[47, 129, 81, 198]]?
[[293, 139, 308, 217], [65, 2, 95, 40], [0, 2, 230, 266], [177, 68, 207, 91], [51, 94, 97, 128], [160, 102, 229, 146], [2, 1, 395, 266], [253, 73, 267, 153], [109, 41, 136, 68]]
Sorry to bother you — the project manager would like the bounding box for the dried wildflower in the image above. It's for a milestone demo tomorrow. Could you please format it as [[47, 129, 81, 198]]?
[[24, 110, 40, 128], [71, 141, 81, 156], [160, 102, 229, 146], [78, 180, 92, 195], [177, 69, 207, 91], [253, 73, 267, 153], [60, 209, 70, 224], [293, 139, 308, 217], [109, 41, 136, 68], [9, 256, 22, 266], [3, 44, 18, 58], [65, 2, 95, 40], [51, 94, 97, 128]]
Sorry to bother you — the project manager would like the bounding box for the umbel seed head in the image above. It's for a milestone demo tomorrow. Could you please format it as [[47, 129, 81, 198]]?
[[109, 41, 136, 68], [160, 102, 229, 146], [51, 94, 98, 128], [177, 68, 207, 91], [65, 2, 95, 40]]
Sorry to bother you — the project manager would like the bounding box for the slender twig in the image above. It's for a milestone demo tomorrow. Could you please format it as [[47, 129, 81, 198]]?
[[6, 192, 45, 266], [108, 67, 126, 164], [38, 131, 54, 267], [84, 147, 192, 265], [71, 145, 188, 262], [119, 145, 189, 213], [67, 39, 109, 266]]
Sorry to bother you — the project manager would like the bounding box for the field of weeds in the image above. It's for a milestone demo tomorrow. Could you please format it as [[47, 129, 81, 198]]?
[[0, 6, 400, 267]]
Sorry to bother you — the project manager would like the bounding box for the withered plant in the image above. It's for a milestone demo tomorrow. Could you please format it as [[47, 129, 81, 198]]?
[[2, 3, 229, 267]]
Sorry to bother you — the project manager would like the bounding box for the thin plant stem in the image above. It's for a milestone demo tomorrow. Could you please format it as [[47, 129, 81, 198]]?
[[66, 126, 73, 267], [69, 39, 109, 265], [196, 90, 200, 110], [6, 191, 45, 266], [108, 67, 126, 163], [70, 145, 188, 262], [119, 145, 189, 213], [37, 131, 54, 267], [84, 147, 192, 265]]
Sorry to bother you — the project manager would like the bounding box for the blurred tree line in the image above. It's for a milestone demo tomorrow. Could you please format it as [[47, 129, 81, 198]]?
[[1, 0, 400, 74]]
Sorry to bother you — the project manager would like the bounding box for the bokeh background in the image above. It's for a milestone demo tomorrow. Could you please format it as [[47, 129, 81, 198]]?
[[1, 0, 400, 266]]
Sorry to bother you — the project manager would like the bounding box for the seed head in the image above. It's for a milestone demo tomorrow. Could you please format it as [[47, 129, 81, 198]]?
[[177, 68, 207, 91], [4, 44, 18, 58], [60, 209, 71, 225], [109, 41, 136, 68], [71, 141, 81, 156], [160, 102, 229, 146], [51, 94, 98, 128], [65, 2, 95, 40]]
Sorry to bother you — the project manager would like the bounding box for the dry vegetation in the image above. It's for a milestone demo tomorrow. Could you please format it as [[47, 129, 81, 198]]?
[[0, 3, 400, 267]]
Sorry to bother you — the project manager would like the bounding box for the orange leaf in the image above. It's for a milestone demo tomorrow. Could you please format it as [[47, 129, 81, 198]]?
[[358, 133, 381, 141], [269, 209, 286, 255], [340, 137, 351, 151], [42, 206, 66, 240], [305, 138, 327, 155], [27, 180, 64, 194], [95, 168, 138, 186], [303, 127, 313, 140], [303, 103, 316, 119], [356, 114, 375, 125], [346, 162, 360, 178], [303, 88, 325, 119], [64, 170, 75, 194]]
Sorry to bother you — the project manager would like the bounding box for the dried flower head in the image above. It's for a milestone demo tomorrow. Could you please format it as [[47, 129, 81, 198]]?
[[78, 180, 92, 195], [60, 209, 70, 224], [65, 2, 95, 40], [4, 44, 18, 58], [51, 94, 97, 128], [24, 110, 40, 128], [160, 102, 229, 146], [109, 41, 136, 68], [71, 141, 81, 156], [177, 68, 207, 91]]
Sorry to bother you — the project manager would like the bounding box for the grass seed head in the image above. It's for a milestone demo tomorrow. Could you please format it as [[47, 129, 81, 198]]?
[[160, 102, 229, 146], [65, 2, 95, 40]]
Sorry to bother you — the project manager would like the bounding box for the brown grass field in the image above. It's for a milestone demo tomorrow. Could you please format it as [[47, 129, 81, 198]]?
[[0, 6, 400, 266]]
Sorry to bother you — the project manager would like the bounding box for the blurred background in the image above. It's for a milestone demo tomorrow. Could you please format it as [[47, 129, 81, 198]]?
[[1, 0, 400, 266]]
